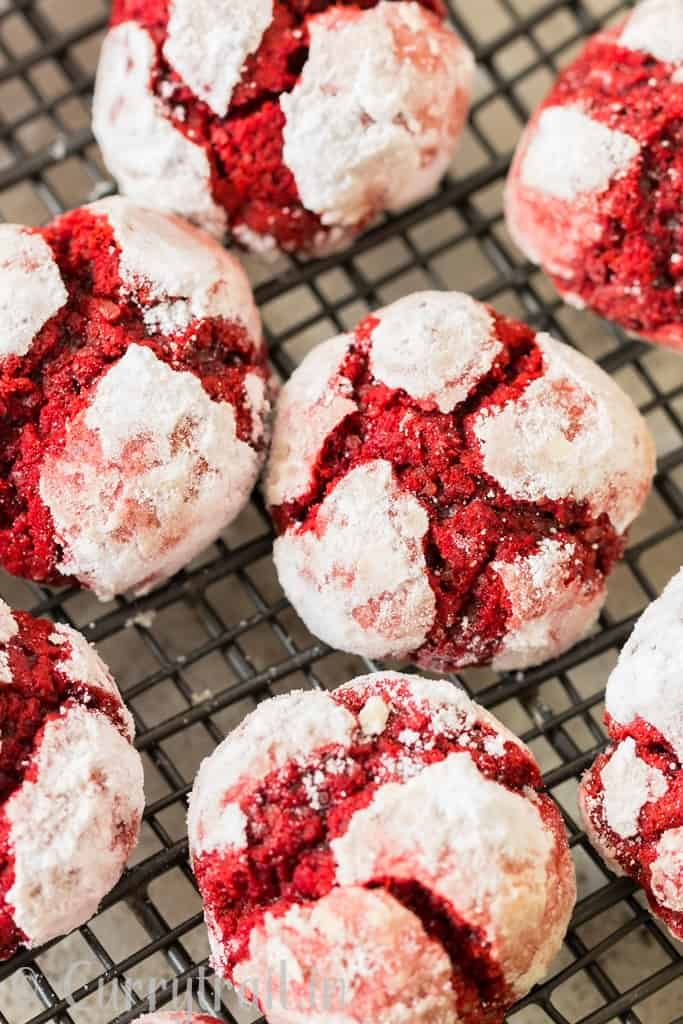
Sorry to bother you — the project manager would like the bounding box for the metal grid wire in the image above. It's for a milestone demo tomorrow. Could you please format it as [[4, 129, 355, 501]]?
[[0, 0, 682, 1021]]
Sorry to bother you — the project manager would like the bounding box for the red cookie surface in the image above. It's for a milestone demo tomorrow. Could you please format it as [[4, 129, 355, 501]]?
[[93, 0, 474, 257], [0, 599, 144, 959], [580, 568, 683, 940], [506, 0, 683, 347], [189, 673, 576, 1024], [265, 291, 655, 671], [0, 196, 269, 599]]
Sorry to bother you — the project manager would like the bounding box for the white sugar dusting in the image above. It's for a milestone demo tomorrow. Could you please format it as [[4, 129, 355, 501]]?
[[605, 568, 683, 759], [142, 300, 192, 335], [191, 674, 574, 1003], [265, 334, 356, 507], [273, 460, 436, 659], [339, 671, 528, 754], [650, 827, 683, 912], [369, 291, 500, 412], [243, 373, 269, 446], [93, 22, 227, 239], [484, 734, 506, 757], [5, 705, 144, 948], [90, 197, 261, 345], [474, 333, 655, 533], [0, 599, 18, 685], [0, 600, 17, 645], [599, 738, 668, 839], [232, 223, 280, 257], [281, 2, 473, 226], [492, 538, 606, 671], [0, 226, 67, 360], [620, 0, 683, 64], [520, 107, 640, 201], [301, 754, 354, 811], [164, 0, 273, 117], [579, 785, 624, 877], [234, 887, 459, 1023], [398, 728, 421, 746], [188, 690, 356, 856], [40, 345, 260, 600], [332, 752, 569, 995], [50, 623, 134, 740]]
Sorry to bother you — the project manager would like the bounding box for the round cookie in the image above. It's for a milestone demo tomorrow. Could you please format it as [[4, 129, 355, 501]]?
[[506, 0, 683, 347], [0, 599, 144, 959], [265, 291, 655, 671], [0, 196, 269, 600], [580, 568, 683, 939], [93, 0, 475, 257], [189, 673, 576, 1024]]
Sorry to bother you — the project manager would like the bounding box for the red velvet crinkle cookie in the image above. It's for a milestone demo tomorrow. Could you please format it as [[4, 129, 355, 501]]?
[[580, 569, 683, 939], [264, 291, 655, 672], [189, 673, 576, 1024], [506, 0, 683, 348], [0, 599, 144, 959], [0, 196, 270, 600], [92, 0, 474, 257]]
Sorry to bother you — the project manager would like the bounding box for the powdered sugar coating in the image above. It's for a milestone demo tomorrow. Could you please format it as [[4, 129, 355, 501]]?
[[492, 538, 606, 671], [244, 373, 269, 445], [338, 671, 528, 754], [281, 1, 474, 227], [0, 226, 67, 360], [189, 690, 356, 855], [579, 571, 683, 940], [520, 107, 640, 202], [0, 600, 18, 685], [599, 738, 668, 839], [50, 623, 135, 740], [474, 334, 655, 533], [508, 105, 641, 286], [605, 568, 683, 758], [164, 0, 273, 117], [234, 887, 459, 1024], [90, 198, 261, 344], [265, 335, 356, 507], [650, 828, 683, 912], [93, 22, 226, 238], [370, 291, 499, 412], [619, 0, 683, 64], [40, 344, 261, 600], [4, 704, 144, 948], [95, 1, 472, 256], [505, 7, 683, 347], [190, 672, 576, 1017], [268, 294, 651, 671], [331, 752, 562, 997], [0, 601, 16, 646], [272, 460, 436, 659]]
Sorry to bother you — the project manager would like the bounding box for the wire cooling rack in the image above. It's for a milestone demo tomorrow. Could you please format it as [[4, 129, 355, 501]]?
[[1, 0, 683, 1022]]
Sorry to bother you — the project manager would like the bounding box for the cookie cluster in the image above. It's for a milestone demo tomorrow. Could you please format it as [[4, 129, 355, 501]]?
[[2, 5, 683, 1023]]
